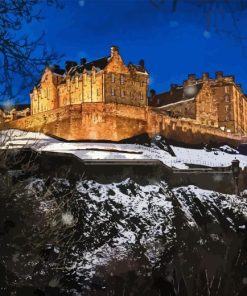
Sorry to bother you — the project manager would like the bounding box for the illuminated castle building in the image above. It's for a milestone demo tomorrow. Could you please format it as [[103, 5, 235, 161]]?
[[150, 72, 247, 135], [1, 46, 247, 145], [30, 46, 149, 114]]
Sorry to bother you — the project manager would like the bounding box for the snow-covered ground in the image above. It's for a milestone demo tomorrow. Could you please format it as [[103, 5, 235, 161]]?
[[171, 145, 247, 168], [1, 129, 247, 169]]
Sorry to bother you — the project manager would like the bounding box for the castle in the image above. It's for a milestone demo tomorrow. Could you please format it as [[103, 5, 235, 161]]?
[[1, 46, 247, 145], [150, 72, 247, 135], [30, 46, 148, 114]]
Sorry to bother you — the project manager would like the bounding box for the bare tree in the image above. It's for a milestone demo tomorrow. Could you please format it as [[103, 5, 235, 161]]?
[[0, 0, 62, 105]]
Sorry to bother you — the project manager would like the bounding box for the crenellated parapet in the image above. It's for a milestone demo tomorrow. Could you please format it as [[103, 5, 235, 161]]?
[[151, 71, 247, 136]]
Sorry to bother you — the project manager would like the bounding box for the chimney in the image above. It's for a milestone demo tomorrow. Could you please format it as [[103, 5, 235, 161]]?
[[65, 61, 77, 72], [188, 74, 196, 81], [202, 72, 209, 80], [215, 71, 223, 80], [170, 84, 177, 94], [50, 64, 60, 72], [80, 58, 87, 65], [139, 59, 145, 68], [184, 74, 196, 86], [111, 45, 119, 57]]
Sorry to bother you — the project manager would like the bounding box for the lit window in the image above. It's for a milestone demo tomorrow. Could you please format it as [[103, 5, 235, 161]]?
[[111, 88, 115, 96], [225, 94, 230, 102], [120, 75, 124, 85], [83, 73, 87, 86], [111, 74, 115, 83]]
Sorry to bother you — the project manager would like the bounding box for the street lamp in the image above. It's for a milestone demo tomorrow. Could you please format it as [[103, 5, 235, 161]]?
[[231, 159, 240, 196]]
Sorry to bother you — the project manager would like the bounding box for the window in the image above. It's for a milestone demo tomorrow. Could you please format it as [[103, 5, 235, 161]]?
[[225, 86, 229, 93], [111, 88, 115, 96], [120, 75, 124, 85], [97, 89, 99, 96], [225, 94, 230, 102], [121, 89, 125, 97], [83, 74, 87, 86], [111, 74, 115, 83], [225, 105, 229, 112]]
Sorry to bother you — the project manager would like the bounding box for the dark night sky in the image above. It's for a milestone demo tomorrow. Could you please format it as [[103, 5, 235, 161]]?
[[22, 0, 247, 102]]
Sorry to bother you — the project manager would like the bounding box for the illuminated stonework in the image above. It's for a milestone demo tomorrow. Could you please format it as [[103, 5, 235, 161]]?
[[30, 46, 149, 115], [1, 47, 247, 145], [150, 72, 247, 135]]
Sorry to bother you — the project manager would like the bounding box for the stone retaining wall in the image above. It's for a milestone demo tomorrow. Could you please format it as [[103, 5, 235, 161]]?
[[2, 103, 247, 145]]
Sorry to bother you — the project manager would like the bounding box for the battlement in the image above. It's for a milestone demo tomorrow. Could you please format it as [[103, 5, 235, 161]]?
[[150, 71, 247, 136], [182, 71, 236, 86], [2, 103, 247, 147]]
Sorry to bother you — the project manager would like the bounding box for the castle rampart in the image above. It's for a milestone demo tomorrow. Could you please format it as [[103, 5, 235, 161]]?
[[3, 103, 247, 146], [2, 47, 247, 147]]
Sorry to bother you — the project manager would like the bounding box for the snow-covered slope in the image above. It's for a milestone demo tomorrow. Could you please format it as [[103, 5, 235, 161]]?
[[1, 129, 247, 169], [2, 175, 247, 295]]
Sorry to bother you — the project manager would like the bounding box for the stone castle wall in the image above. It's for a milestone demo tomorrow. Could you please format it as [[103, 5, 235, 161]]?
[[2, 103, 247, 146], [148, 110, 247, 147], [3, 104, 148, 141]]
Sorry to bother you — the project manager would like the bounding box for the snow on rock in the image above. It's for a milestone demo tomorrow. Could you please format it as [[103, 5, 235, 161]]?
[[172, 185, 247, 229], [1, 129, 247, 169], [62, 212, 75, 226], [3, 173, 247, 294], [219, 145, 239, 154], [42, 179, 247, 285]]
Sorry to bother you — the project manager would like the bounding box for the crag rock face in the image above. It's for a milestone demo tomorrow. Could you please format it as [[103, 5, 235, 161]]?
[[1, 170, 247, 295]]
